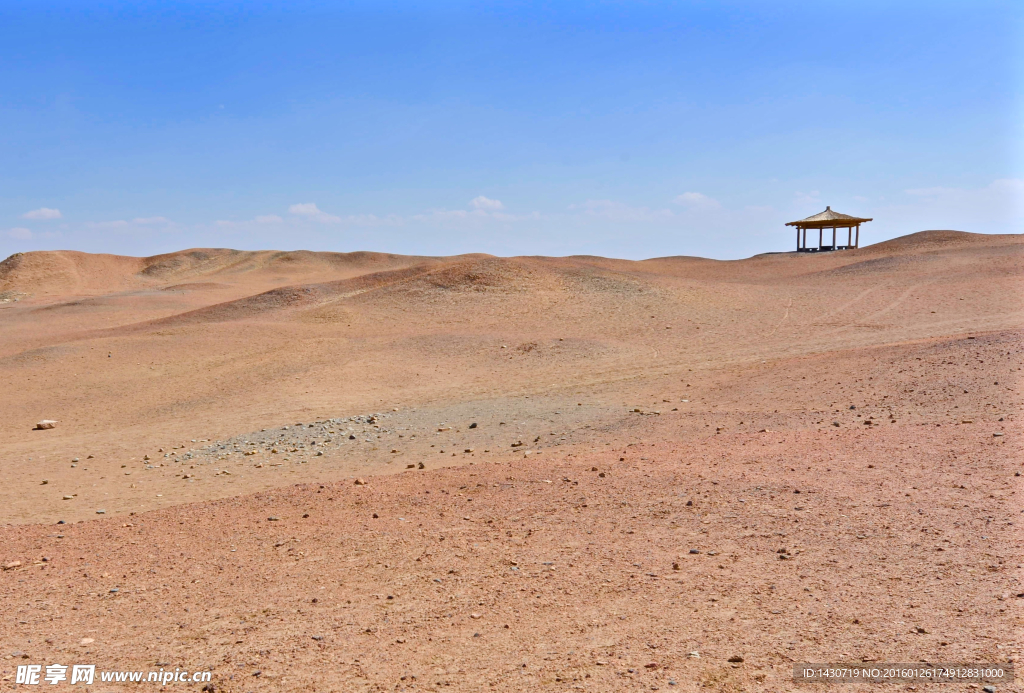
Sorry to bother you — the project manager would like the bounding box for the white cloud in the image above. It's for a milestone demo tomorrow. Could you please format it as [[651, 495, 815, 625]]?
[[218, 211, 400, 229], [288, 202, 341, 223], [8, 227, 33, 240], [22, 207, 62, 220], [469, 195, 504, 211], [673, 192, 721, 209], [569, 199, 675, 222], [905, 178, 1024, 201], [132, 216, 170, 224], [886, 178, 1024, 229], [341, 213, 404, 227], [86, 220, 130, 229]]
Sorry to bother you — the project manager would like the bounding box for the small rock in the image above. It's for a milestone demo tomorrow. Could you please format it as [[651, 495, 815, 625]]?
[[727, 655, 744, 663], [469, 423, 478, 429], [3, 561, 21, 570], [40, 479, 48, 485], [354, 478, 367, 485], [644, 662, 658, 669], [34, 420, 58, 430], [96, 509, 105, 514], [983, 687, 995, 693], [62, 495, 74, 500], [471, 613, 482, 619], [109, 588, 119, 593], [688, 651, 700, 659], [267, 516, 280, 521], [993, 432, 1004, 437], [689, 549, 700, 554], [417, 462, 425, 469]]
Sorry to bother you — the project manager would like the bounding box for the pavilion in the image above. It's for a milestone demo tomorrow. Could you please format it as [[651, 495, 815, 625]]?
[[786, 206, 872, 252]]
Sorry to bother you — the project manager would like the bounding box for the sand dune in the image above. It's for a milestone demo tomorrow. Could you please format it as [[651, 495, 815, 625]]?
[[0, 231, 1020, 691]]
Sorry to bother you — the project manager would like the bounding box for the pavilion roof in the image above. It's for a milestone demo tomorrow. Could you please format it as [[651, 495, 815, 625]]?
[[785, 206, 872, 228]]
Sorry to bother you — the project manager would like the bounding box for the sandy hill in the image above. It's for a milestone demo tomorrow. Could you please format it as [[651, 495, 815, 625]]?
[[0, 248, 443, 298], [3, 231, 1019, 301], [0, 230, 1020, 691]]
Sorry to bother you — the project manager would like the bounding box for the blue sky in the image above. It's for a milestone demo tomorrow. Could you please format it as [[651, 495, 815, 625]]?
[[1, 1, 1021, 260]]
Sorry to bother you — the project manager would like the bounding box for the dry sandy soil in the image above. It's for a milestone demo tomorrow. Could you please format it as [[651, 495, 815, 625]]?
[[0, 231, 1021, 691]]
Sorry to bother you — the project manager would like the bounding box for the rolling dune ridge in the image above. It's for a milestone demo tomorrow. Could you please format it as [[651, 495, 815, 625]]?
[[0, 231, 1020, 692]]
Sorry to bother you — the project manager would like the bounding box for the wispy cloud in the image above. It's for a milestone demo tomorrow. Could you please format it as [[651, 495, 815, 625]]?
[[86, 220, 130, 229], [288, 202, 341, 223], [132, 216, 171, 224], [886, 178, 1024, 229], [218, 210, 401, 228], [672, 192, 721, 209], [569, 199, 674, 222], [905, 178, 1024, 201], [469, 195, 504, 211], [793, 190, 821, 208], [22, 207, 62, 220], [7, 227, 61, 240]]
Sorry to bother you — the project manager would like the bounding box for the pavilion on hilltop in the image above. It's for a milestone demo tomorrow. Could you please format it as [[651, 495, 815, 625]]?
[[786, 206, 872, 252]]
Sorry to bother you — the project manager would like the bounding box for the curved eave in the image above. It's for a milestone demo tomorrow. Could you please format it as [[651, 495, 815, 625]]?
[[785, 217, 872, 228]]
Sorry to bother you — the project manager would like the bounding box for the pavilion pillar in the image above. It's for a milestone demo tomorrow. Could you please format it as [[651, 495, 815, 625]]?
[[848, 226, 852, 248], [818, 228, 822, 250], [832, 227, 836, 249], [855, 224, 860, 248], [796, 227, 800, 251]]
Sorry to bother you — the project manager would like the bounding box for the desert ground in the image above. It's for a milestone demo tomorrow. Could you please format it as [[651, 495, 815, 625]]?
[[0, 230, 1021, 691]]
